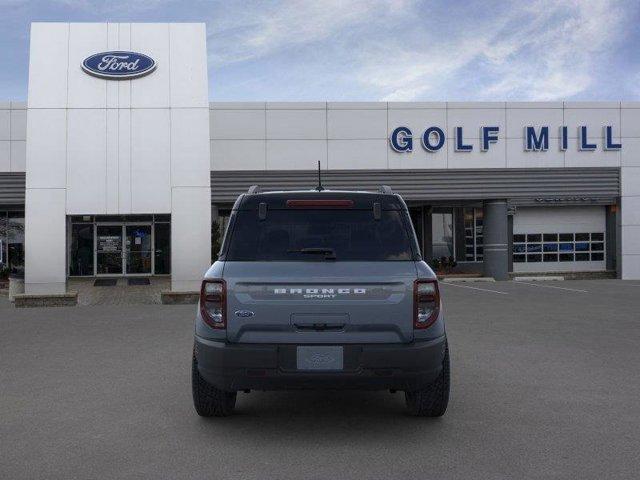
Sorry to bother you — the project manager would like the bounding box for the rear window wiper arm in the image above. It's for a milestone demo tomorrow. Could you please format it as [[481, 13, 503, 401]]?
[[287, 247, 337, 260]]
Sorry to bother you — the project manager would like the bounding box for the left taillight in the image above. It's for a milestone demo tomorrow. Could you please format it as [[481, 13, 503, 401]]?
[[200, 279, 226, 329], [414, 279, 440, 329]]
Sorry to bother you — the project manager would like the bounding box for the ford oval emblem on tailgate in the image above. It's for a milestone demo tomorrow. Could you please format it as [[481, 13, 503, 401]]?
[[235, 310, 255, 318]]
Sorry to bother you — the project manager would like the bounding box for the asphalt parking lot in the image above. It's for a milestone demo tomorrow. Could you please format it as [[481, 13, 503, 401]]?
[[2, 279, 640, 480]]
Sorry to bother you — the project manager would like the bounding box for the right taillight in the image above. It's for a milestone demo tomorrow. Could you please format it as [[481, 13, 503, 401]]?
[[414, 279, 440, 329], [200, 279, 226, 329]]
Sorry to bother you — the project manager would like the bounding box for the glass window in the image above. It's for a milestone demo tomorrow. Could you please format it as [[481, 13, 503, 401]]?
[[527, 254, 542, 262], [575, 242, 589, 251], [69, 224, 94, 276], [125, 225, 152, 275], [513, 254, 526, 263], [463, 208, 474, 261], [474, 208, 483, 261], [559, 243, 573, 252], [96, 215, 125, 223], [432, 211, 454, 259], [462, 207, 483, 262], [70, 215, 94, 223], [0, 212, 7, 270], [212, 215, 230, 261], [7, 212, 25, 274], [96, 225, 123, 275], [154, 223, 171, 274], [226, 209, 415, 261], [513, 231, 605, 266]]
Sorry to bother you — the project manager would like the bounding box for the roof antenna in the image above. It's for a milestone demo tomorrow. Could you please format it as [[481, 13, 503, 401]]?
[[316, 160, 324, 191]]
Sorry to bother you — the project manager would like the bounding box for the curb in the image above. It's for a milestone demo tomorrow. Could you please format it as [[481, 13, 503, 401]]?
[[441, 277, 496, 283], [514, 276, 565, 282]]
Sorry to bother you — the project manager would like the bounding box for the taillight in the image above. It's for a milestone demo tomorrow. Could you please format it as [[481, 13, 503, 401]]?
[[414, 279, 440, 329], [200, 279, 226, 329], [286, 199, 354, 208]]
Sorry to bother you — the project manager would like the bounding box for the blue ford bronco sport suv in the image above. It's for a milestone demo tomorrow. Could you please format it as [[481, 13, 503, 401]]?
[[192, 186, 449, 416]]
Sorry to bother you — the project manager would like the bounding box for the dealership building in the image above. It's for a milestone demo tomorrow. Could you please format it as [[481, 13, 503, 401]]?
[[1, 22, 640, 298]]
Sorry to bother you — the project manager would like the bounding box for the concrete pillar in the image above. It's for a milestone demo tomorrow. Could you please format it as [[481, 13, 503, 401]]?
[[483, 200, 509, 280], [24, 189, 67, 294], [621, 166, 640, 279], [171, 187, 211, 292]]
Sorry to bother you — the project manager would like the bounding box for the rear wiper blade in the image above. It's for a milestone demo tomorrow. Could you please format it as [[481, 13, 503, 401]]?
[[287, 247, 337, 259]]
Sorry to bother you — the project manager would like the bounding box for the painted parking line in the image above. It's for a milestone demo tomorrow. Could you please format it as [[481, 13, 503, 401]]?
[[513, 281, 588, 293], [441, 282, 509, 295]]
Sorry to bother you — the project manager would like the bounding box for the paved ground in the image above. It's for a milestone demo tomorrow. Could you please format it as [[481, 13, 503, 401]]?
[[68, 277, 170, 306], [1, 279, 639, 479]]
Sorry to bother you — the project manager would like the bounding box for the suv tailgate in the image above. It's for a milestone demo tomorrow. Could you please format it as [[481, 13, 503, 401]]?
[[224, 261, 417, 344]]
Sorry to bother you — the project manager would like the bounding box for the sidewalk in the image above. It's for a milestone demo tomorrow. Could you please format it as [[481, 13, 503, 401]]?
[[68, 277, 170, 306]]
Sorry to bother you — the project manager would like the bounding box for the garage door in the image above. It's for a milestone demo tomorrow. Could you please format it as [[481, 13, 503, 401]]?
[[513, 206, 606, 273]]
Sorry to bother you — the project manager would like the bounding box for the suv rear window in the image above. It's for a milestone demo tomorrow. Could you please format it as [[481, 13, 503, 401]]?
[[225, 209, 415, 261]]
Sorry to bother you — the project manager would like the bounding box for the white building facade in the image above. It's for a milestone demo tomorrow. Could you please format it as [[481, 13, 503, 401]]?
[[1, 22, 639, 295]]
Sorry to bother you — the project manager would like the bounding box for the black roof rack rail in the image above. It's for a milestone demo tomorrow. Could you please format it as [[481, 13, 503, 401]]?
[[379, 185, 393, 194], [247, 185, 261, 194]]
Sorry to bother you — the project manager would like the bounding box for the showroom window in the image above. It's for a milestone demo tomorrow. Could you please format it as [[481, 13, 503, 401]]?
[[463, 208, 484, 262], [211, 212, 230, 261], [513, 232, 605, 263], [68, 214, 171, 276], [432, 209, 454, 258], [0, 211, 25, 275]]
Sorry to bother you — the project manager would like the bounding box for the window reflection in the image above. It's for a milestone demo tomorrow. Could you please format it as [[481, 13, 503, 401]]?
[[432, 212, 454, 258]]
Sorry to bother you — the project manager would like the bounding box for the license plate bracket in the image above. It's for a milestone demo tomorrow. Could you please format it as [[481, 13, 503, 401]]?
[[296, 346, 344, 371]]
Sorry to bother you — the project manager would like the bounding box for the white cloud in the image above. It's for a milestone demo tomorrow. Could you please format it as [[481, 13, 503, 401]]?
[[207, 0, 629, 101], [15, 0, 176, 11], [358, 0, 627, 101], [5, 0, 630, 101], [208, 0, 414, 66]]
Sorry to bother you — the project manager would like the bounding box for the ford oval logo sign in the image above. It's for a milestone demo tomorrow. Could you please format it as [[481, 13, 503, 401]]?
[[82, 51, 156, 80]]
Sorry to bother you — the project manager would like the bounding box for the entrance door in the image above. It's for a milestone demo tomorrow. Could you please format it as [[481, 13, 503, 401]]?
[[96, 225, 124, 275], [125, 225, 152, 275]]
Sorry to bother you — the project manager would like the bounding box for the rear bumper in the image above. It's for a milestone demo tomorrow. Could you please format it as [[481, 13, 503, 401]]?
[[194, 335, 447, 392]]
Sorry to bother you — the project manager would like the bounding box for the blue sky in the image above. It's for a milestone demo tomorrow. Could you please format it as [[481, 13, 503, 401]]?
[[1, 0, 639, 101]]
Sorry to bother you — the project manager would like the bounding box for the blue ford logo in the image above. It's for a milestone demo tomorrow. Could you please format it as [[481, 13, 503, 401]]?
[[234, 310, 255, 318], [82, 51, 156, 80]]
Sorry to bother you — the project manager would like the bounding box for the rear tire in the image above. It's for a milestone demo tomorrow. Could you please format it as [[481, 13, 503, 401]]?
[[405, 343, 450, 417], [192, 353, 237, 417]]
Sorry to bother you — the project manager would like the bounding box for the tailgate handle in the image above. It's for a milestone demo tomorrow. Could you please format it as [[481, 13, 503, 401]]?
[[294, 323, 344, 332]]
